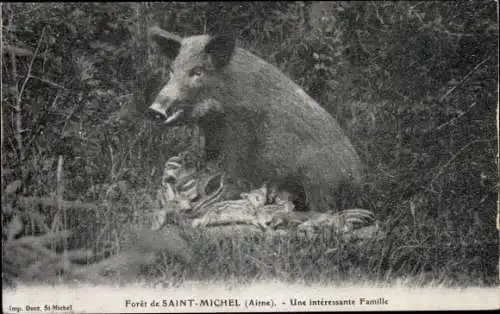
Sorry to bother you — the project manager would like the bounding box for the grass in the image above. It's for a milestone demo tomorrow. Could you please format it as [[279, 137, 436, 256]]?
[[4, 200, 497, 289], [3, 103, 498, 289]]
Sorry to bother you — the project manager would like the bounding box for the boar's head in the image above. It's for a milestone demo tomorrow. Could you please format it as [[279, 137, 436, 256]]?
[[146, 27, 234, 126]]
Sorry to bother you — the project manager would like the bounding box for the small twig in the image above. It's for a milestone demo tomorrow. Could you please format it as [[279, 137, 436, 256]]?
[[16, 27, 46, 106], [2, 44, 34, 57], [431, 27, 475, 38], [17, 196, 101, 211], [29, 75, 65, 89], [439, 56, 491, 103], [109, 144, 116, 181], [430, 138, 495, 188], [10, 26, 46, 194], [371, 2, 385, 25], [435, 102, 476, 131], [56, 155, 64, 203], [7, 10, 24, 179], [239, 18, 259, 37], [50, 155, 65, 231], [203, 14, 208, 34], [53, 155, 68, 254], [408, 1, 426, 19]]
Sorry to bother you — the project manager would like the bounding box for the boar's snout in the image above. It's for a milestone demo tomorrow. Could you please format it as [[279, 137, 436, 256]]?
[[145, 105, 169, 123], [146, 101, 186, 126], [147, 83, 188, 125]]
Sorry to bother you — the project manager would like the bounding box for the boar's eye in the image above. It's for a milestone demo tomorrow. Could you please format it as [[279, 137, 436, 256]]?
[[189, 67, 204, 78]]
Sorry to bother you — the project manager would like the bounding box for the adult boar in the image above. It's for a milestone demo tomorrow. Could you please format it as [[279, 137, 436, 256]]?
[[146, 27, 363, 212]]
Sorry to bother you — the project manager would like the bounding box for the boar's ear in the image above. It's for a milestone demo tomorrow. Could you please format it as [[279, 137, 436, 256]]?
[[205, 33, 236, 69], [148, 27, 182, 60]]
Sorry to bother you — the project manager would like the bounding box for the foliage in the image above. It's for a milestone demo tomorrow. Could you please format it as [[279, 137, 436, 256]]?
[[1, 1, 498, 286]]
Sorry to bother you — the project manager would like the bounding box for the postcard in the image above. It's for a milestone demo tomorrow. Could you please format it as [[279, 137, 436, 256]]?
[[2, 2, 499, 312]]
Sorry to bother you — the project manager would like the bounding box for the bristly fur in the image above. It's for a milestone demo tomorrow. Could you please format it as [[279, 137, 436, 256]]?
[[149, 29, 364, 212]]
